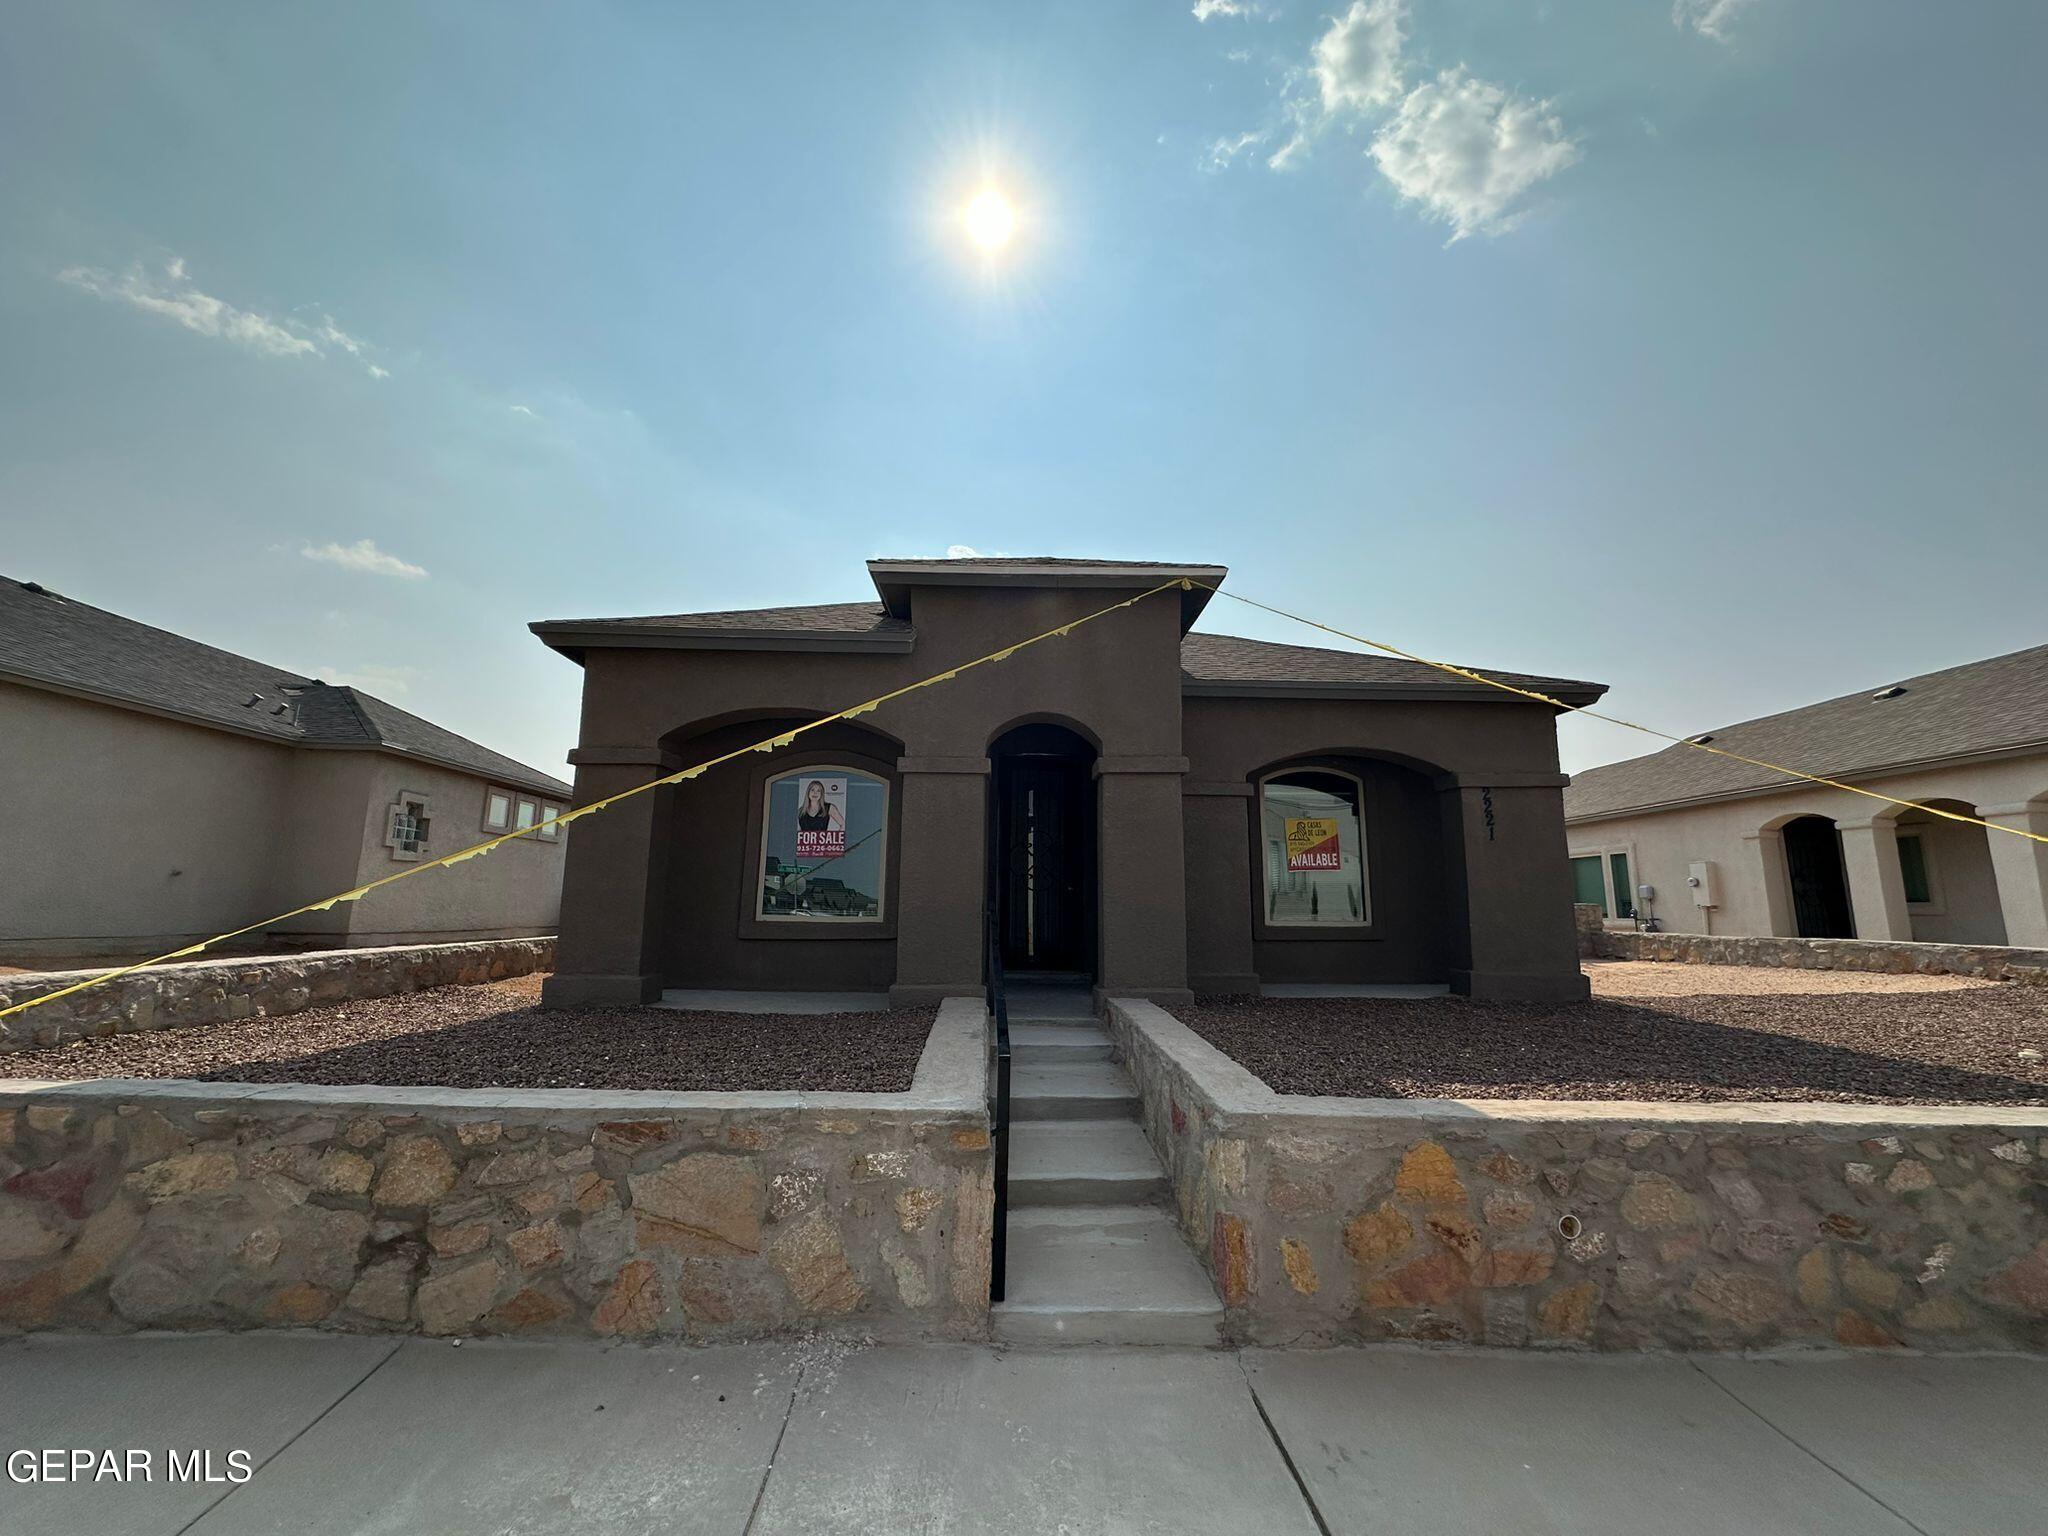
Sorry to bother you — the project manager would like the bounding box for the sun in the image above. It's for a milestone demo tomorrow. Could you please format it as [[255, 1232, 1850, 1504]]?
[[962, 188, 1018, 253]]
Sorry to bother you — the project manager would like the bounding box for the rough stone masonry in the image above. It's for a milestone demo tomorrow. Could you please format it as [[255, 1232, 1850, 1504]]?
[[1109, 1000, 2048, 1353], [0, 1002, 994, 1341], [0, 938, 557, 1052]]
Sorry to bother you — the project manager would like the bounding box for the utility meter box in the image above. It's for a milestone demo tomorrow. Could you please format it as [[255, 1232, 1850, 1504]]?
[[1687, 861, 1719, 909]]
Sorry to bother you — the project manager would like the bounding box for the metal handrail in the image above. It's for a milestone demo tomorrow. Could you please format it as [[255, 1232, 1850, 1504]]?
[[984, 909, 1011, 1304]]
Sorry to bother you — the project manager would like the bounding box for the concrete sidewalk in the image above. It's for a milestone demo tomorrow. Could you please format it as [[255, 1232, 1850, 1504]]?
[[0, 1334, 2040, 1535]]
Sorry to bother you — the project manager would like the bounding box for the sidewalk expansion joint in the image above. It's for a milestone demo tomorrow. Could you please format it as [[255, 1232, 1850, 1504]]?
[[1687, 1358, 1932, 1536], [177, 1336, 404, 1536]]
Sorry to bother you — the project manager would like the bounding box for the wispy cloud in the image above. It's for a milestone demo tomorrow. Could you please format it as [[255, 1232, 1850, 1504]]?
[[57, 257, 389, 378], [1205, 0, 1578, 239], [1370, 70, 1580, 241], [1191, 0, 1263, 19], [316, 662, 424, 697], [299, 538, 428, 580], [1672, 0, 1760, 42]]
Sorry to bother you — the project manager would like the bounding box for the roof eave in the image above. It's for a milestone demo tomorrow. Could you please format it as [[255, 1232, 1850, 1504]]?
[[1562, 736, 2048, 824], [528, 620, 915, 664], [1183, 678, 1608, 707], [1, 666, 571, 797]]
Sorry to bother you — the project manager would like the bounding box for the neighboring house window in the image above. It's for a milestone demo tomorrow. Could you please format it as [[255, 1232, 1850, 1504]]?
[[1897, 832, 1942, 908], [1259, 769, 1370, 927], [385, 794, 432, 862], [483, 790, 512, 832], [537, 802, 563, 840], [758, 767, 888, 921], [1570, 845, 1636, 919], [515, 798, 538, 831]]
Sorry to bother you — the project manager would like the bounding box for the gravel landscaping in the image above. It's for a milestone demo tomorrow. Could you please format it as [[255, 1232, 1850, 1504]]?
[[0, 975, 937, 1093], [1181, 965, 2048, 1105]]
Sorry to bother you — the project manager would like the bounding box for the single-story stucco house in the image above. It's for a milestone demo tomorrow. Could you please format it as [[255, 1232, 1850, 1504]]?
[[1563, 642, 2048, 950], [0, 575, 571, 961], [531, 557, 1606, 1007]]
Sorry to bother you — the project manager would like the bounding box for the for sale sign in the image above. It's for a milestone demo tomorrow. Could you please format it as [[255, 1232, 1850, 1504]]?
[[1284, 816, 1341, 871], [792, 776, 847, 861]]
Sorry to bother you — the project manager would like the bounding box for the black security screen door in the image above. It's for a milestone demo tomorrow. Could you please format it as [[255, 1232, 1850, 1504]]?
[[1783, 816, 1855, 939], [991, 726, 1096, 977]]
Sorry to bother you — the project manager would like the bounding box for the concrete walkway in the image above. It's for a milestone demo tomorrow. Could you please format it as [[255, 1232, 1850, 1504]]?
[[0, 1333, 2041, 1535]]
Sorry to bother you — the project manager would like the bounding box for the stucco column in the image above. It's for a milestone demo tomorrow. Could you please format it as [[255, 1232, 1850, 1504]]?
[[1181, 780, 1258, 997], [889, 757, 988, 1007], [543, 749, 677, 1007], [1744, 830, 1795, 937], [1836, 817, 1912, 942], [1977, 802, 2048, 950], [1095, 757, 1192, 1005], [1442, 776, 1588, 1002]]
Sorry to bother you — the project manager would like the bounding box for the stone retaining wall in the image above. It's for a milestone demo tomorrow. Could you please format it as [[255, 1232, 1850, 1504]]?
[[0, 938, 557, 1052], [1586, 928, 2048, 981], [1572, 902, 1605, 957], [0, 999, 993, 1342], [1107, 999, 2048, 1352]]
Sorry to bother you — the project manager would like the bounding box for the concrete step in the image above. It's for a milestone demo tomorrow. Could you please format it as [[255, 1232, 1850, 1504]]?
[[1008, 1023, 1113, 1062], [1009, 1119, 1168, 1206], [1003, 985, 1098, 1024], [994, 1205, 1225, 1346], [1011, 1061, 1137, 1121]]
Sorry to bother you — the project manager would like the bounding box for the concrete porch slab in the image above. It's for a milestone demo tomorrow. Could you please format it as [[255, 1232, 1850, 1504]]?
[[655, 988, 893, 1014], [1259, 981, 1451, 998], [1694, 1354, 2048, 1536], [186, 1338, 803, 1536], [750, 1344, 1319, 1535], [1242, 1349, 1925, 1535], [0, 1333, 398, 1536]]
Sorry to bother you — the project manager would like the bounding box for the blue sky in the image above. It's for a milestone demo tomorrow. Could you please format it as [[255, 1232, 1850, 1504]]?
[[3, 0, 2043, 778]]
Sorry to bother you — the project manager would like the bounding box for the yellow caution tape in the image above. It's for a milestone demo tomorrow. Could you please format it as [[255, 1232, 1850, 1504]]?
[[0, 577, 1190, 1021], [1195, 583, 2048, 849]]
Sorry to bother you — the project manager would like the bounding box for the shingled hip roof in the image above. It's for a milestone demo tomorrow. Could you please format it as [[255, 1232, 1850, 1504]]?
[[1564, 641, 2048, 821], [0, 575, 569, 798]]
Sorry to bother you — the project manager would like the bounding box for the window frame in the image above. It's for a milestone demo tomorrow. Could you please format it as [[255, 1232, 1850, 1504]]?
[[537, 802, 563, 841], [752, 762, 892, 926], [1255, 767, 1373, 936], [482, 788, 513, 833], [1896, 829, 1946, 913], [514, 797, 538, 832], [1568, 840, 1640, 922], [384, 792, 433, 863]]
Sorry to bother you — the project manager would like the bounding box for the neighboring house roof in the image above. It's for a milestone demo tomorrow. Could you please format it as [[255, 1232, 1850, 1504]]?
[[533, 586, 1604, 706], [1564, 641, 2048, 822], [0, 576, 570, 798]]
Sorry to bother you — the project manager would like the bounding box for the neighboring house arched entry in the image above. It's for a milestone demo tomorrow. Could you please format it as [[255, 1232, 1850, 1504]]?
[[1782, 815, 1854, 938]]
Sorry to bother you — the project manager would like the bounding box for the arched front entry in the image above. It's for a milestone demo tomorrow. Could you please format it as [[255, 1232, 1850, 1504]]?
[[989, 722, 1098, 979], [1782, 815, 1854, 938]]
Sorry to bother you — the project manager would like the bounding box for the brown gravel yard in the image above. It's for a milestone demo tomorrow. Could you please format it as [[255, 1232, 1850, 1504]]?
[[1181, 963, 2048, 1105], [0, 975, 937, 1093]]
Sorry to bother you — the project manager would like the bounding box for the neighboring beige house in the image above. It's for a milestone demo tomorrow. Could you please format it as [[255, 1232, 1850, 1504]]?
[[1563, 643, 2048, 950], [0, 575, 571, 961]]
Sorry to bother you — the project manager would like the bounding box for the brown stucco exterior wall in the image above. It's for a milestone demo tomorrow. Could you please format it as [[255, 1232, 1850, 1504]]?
[[543, 574, 1589, 1006]]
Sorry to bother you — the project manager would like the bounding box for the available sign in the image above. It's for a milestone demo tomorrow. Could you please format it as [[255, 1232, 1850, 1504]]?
[[1284, 816, 1342, 871]]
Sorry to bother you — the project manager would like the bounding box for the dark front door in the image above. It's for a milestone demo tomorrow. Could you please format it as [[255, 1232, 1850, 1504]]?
[[995, 758, 1093, 975], [1783, 816, 1854, 938]]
